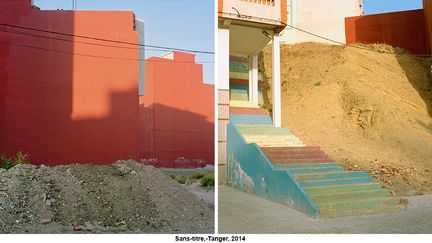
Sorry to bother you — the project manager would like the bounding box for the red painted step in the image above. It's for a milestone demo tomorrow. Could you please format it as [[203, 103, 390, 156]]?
[[230, 107, 268, 115], [263, 150, 327, 157], [271, 158, 334, 164], [265, 154, 331, 160], [230, 79, 264, 87], [261, 146, 322, 153]]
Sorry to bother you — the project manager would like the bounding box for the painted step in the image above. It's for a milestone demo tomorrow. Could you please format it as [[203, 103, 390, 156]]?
[[266, 153, 330, 160], [277, 166, 344, 174], [229, 100, 260, 108], [294, 171, 369, 181], [230, 107, 268, 115], [230, 93, 248, 101], [310, 189, 391, 204], [271, 158, 333, 164], [300, 176, 375, 187], [320, 204, 405, 218], [304, 182, 384, 194], [261, 146, 322, 153], [318, 197, 400, 213], [257, 143, 305, 147], [274, 162, 339, 169], [230, 114, 272, 125]]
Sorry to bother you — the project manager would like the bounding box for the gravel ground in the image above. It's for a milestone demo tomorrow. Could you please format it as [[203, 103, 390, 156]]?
[[0, 160, 214, 234]]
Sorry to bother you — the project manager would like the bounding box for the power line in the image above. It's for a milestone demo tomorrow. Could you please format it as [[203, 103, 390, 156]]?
[[0, 40, 214, 64], [281, 21, 432, 57], [0, 28, 170, 53], [0, 22, 214, 55], [219, 11, 431, 57]]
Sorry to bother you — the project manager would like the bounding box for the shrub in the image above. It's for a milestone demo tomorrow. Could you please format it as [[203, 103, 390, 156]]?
[[314, 80, 321, 86], [191, 171, 207, 180], [0, 150, 29, 170], [176, 176, 187, 184], [200, 173, 214, 188], [168, 173, 176, 180]]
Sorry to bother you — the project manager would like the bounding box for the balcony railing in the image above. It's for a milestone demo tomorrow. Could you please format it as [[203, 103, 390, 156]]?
[[221, 0, 284, 26], [240, 0, 275, 6]]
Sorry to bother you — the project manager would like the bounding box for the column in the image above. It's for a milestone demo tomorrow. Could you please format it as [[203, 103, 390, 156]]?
[[217, 28, 230, 184], [251, 54, 259, 105], [272, 35, 281, 127]]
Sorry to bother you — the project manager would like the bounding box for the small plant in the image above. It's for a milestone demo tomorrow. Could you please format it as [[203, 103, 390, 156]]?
[[314, 80, 321, 86], [0, 150, 29, 170], [191, 171, 207, 180], [200, 173, 214, 188], [168, 173, 177, 180], [176, 176, 187, 184]]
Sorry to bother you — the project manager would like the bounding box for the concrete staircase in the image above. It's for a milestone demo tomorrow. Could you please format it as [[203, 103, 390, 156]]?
[[228, 105, 405, 218]]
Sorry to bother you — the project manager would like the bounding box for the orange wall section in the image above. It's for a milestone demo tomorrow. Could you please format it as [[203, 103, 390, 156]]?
[[345, 9, 428, 55], [0, 1, 140, 165], [140, 52, 215, 168]]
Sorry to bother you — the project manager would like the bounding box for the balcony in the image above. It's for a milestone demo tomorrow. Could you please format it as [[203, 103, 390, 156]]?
[[220, 0, 286, 27]]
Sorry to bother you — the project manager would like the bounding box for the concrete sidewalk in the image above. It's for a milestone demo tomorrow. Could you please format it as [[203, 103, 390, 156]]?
[[218, 185, 432, 234]]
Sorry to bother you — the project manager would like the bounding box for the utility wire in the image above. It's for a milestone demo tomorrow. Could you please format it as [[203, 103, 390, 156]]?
[[219, 11, 431, 57], [0, 22, 215, 55], [0, 40, 214, 64], [0, 28, 170, 53]]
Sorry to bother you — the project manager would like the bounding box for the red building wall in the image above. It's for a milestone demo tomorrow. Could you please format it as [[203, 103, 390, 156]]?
[[424, 0, 432, 54], [140, 52, 214, 168], [345, 9, 429, 55], [0, 0, 139, 165]]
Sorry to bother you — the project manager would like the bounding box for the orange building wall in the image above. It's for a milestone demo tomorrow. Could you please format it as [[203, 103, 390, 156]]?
[[140, 52, 214, 168], [345, 9, 429, 55], [0, 0, 139, 165]]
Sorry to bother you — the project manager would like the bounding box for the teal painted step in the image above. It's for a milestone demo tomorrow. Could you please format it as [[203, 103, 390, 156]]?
[[310, 189, 391, 203], [230, 114, 273, 125], [231, 85, 248, 91], [299, 176, 375, 187], [231, 88, 248, 94]]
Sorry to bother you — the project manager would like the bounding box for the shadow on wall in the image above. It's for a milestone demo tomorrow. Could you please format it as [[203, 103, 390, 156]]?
[[139, 103, 214, 169], [0, 1, 140, 165]]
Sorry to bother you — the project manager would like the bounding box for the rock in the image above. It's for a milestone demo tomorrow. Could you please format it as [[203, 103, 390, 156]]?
[[83, 222, 95, 231], [0, 168, 5, 174], [72, 223, 82, 231], [40, 218, 52, 225]]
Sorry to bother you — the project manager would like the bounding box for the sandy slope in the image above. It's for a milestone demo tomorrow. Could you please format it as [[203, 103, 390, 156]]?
[[261, 42, 432, 196]]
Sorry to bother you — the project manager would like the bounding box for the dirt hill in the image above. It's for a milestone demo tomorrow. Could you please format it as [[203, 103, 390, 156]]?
[[0, 160, 214, 233], [260, 42, 432, 196]]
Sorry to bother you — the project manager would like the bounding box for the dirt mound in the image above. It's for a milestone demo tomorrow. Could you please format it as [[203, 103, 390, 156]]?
[[0, 160, 214, 233], [260, 42, 432, 196]]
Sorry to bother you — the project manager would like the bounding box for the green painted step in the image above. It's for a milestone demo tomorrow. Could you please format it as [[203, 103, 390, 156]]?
[[284, 166, 344, 174], [304, 182, 384, 194], [300, 176, 375, 187], [318, 197, 400, 213], [310, 189, 391, 204], [230, 92, 248, 101], [320, 204, 405, 218]]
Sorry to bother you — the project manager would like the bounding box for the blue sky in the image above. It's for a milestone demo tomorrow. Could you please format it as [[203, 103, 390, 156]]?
[[363, 0, 423, 15], [34, 0, 215, 84]]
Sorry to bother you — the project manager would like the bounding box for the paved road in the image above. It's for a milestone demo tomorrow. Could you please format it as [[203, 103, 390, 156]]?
[[218, 185, 432, 234]]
